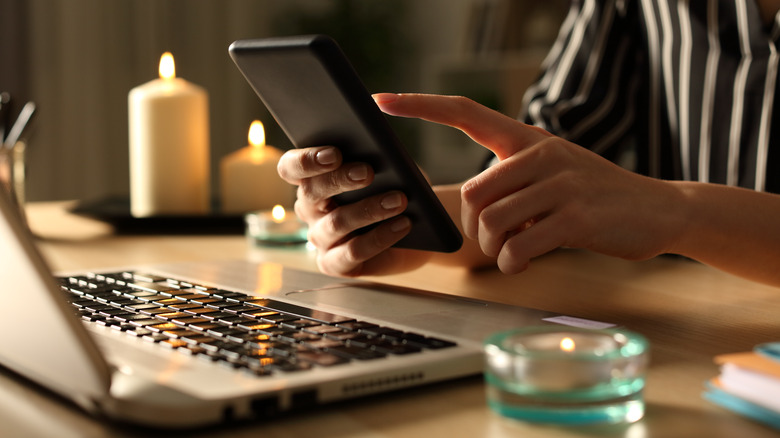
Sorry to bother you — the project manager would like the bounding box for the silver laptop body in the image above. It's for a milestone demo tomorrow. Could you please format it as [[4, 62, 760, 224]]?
[[0, 188, 562, 428]]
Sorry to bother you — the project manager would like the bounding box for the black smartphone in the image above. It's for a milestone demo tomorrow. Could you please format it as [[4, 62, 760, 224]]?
[[228, 35, 462, 253]]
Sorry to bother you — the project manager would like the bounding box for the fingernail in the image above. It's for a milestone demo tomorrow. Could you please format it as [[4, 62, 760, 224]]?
[[348, 164, 369, 181], [372, 93, 400, 104], [381, 192, 403, 209], [390, 216, 411, 233], [316, 148, 337, 165]]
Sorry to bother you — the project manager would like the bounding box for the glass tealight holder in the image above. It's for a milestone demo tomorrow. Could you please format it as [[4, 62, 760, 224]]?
[[483, 325, 649, 426], [245, 205, 308, 246]]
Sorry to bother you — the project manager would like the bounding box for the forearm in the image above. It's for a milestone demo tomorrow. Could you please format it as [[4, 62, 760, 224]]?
[[668, 181, 780, 287]]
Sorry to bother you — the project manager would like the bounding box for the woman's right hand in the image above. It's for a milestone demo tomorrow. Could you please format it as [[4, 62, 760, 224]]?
[[276, 146, 431, 277]]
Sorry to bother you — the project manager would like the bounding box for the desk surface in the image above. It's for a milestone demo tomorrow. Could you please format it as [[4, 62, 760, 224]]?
[[5, 201, 780, 437]]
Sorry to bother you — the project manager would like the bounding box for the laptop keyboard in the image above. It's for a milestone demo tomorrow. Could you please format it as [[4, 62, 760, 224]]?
[[58, 272, 456, 376]]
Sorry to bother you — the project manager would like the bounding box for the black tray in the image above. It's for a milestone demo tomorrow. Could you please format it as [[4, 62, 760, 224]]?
[[69, 196, 245, 235]]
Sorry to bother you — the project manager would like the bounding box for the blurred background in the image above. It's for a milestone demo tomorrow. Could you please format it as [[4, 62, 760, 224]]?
[[0, 0, 568, 203]]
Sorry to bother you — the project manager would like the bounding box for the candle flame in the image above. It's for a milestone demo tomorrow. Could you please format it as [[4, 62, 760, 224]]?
[[159, 52, 176, 80], [560, 337, 575, 352], [271, 205, 286, 222], [248, 120, 266, 148]]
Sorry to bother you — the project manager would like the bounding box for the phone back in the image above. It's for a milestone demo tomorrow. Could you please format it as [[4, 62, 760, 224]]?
[[229, 35, 462, 253]]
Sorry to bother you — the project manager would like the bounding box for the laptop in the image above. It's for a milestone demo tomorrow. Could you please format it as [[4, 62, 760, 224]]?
[[0, 186, 601, 428]]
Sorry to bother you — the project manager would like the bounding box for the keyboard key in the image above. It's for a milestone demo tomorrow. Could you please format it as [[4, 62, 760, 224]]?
[[189, 297, 219, 305], [207, 326, 246, 338], [184, 307, 222, 316], [130, 318, 165, 327], [204, 300, 239, 310], [223, 305, 259, 314], [336, 321, 378, 331], [358, 326, 405, 340], [218, 315, 256, 326], [148, 322, 180, 333], [402, 335, 456, 350], [327, 346, 386, 361], [304, 325, 345, 335], [154, 298, 186, 306], [370, 342, 422, 355], [127, 281, 177, 293], [241, 310, 280, 319], [296, 351, 350, 367], [188, 322, 223, 332], [167, 329, 203, 339], [125, 303, 160, 311], [209, 290, 247, 300], [303, 338, 343, 350], [280, 319, 320, 330], [343, 335, 383, 349], [324, 331, 361, 342], [139, 307, 174, 316], [258, 313, 299, 324], [236, 322, 276, 332], [129, 273, 170, 283], [176, 293, 212, 301], [155, 311, 192, 321], [168, 302, 203, 311], [124, 313, 160, 322], [181, 334, 219, 345], [171, 316, 210, 326]]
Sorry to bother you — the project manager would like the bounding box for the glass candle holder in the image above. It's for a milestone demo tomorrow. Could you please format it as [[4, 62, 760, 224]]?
[[484, 325, 649, 425], [0, 141, 27, 224], [245, 205, 308, 246]]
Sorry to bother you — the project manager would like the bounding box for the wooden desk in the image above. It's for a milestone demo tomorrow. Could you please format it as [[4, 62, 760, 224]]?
[[4, 201, 779, 437]]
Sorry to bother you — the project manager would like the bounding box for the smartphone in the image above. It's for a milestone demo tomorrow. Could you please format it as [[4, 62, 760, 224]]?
[[228, 35, 463, 253]]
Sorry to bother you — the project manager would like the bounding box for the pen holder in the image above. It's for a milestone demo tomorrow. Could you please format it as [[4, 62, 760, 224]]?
[[484, 326, 649, 425], [0, 141, 27, 222]]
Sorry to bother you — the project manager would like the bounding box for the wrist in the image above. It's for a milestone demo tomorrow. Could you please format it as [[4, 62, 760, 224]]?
[[663, 180, 699, 257]]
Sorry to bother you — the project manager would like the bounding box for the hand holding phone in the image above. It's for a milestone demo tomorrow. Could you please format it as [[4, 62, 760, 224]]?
[[229, 35, 462, 253]]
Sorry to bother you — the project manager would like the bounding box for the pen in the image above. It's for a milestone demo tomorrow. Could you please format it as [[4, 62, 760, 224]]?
[[4, 101, 36, 150], [0, 92, 10, 142]]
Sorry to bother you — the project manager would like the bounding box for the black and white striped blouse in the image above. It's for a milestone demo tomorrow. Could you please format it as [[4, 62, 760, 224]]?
[[520, 0, 780, 193]]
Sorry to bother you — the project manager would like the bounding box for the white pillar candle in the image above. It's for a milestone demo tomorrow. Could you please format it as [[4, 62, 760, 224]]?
[[220, 120, 294, 214], [128, 52, 210, 217]]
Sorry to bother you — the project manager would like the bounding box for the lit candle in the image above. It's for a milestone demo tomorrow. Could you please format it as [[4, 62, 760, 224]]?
[[245, 204, 308, 245], [220, 120, 294, 214], [128, 52, 210, 217], [483, 326, 649, 425]]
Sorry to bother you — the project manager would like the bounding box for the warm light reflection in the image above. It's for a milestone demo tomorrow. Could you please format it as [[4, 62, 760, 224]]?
[[159, 52, 176, 80], [248, 120, 266, 148], [560, 337, 576, 352], [271, 205, 286, 222], [256, 262, 283, 297]]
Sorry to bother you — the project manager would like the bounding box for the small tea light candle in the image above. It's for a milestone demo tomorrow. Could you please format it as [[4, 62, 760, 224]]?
[[484, 326, 649, 425], [245, 205, 308, 246]]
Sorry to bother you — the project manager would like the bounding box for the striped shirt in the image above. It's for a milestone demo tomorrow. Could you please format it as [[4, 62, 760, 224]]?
[[520, 0, 780, 193]]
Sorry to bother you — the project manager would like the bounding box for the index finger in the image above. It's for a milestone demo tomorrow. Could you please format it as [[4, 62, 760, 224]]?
[[276, 146, 342, 184], [373, 93, 551, 160]]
